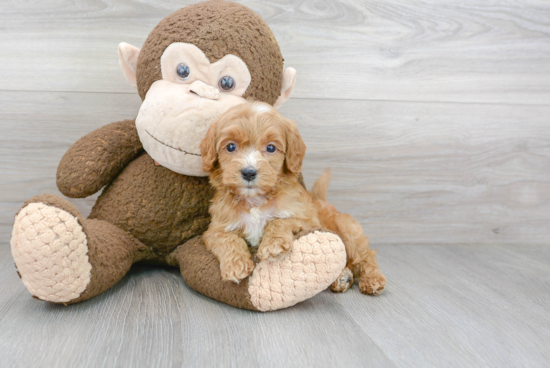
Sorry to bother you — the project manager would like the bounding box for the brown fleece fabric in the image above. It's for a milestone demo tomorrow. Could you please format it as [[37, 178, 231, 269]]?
[[67, 219, 150, 304], [89, 153, 214, 258], [57, 120, 143, 198], [168, 236, 257, 311], [137, 0, 284, 105], [20, 194, 85, 222]]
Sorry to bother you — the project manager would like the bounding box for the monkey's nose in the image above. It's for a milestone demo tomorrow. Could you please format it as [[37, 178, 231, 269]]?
[[241, 167, 257, 182], [189, 80, 220, 100]]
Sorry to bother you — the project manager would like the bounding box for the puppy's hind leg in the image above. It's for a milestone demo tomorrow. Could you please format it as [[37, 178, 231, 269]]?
[[331, 212, 386, 295], [330, 267, 354, 293], [354, 246, 386, 296]]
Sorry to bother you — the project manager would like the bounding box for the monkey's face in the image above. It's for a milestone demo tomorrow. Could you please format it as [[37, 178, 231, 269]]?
[[135, 43, 252, 176], [118, 2, 297, 177]]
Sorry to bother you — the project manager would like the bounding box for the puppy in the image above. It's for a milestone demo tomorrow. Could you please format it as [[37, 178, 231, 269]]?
[[200, 102, 386, 295]]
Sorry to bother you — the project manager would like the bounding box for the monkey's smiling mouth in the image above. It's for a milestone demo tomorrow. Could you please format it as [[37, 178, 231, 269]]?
[[145, 129, 201, 156]]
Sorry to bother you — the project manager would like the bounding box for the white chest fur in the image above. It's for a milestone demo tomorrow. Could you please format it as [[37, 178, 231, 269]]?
[[225, 203, 292, 247]]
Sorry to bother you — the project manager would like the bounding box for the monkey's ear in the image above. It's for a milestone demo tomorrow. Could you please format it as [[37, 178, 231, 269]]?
[[118, 42, 141, 88], [273, 67, 297, 109], [200, 121, 218, 172]]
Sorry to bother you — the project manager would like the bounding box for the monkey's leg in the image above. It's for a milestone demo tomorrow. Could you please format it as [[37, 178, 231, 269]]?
[[11, 194, 151, 304], [167, 230, 347, 312]]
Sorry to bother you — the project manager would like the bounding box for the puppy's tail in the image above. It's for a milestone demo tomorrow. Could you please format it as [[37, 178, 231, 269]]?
[[311, 168, 332, 201]]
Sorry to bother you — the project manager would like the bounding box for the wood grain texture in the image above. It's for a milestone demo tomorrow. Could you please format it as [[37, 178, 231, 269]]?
[[1, 0, 550, 367], [0, 231, 395, 368], [1, 91, 549, 245], [0, 0, 549, 104], [1, 230, 549, 367]]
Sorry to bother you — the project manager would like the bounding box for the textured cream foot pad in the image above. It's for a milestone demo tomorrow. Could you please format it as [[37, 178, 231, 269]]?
[[11, 203, 92, 303], [248, 231, 347, 311]]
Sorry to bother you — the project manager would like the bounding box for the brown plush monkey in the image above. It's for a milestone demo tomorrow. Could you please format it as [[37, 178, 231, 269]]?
[[10, 0, 347, 311]]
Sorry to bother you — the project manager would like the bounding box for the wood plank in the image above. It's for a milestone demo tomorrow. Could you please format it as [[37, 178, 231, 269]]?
[[336, 244, 550, 367], [282, 99, 550, 246], [1, 228, 548, 367], [1, 90, 549, 245], [0, 0, 549, 104], [0, 91, 141, 224]]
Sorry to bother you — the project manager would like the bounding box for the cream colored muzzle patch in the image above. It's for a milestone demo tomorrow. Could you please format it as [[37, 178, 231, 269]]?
[[248, 231, 347, 311], [11, 203, 92, 303]]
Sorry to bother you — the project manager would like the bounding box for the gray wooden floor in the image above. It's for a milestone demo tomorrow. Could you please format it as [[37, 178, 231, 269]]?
[[1, 1, 549, 367], [1, 233, 549, 367]]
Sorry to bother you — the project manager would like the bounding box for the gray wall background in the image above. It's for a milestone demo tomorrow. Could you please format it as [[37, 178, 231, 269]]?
[[1, 0, 549, 246]]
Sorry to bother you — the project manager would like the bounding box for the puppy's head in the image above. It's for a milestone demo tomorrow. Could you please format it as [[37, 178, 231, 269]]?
[[200, 102, 306, 197]]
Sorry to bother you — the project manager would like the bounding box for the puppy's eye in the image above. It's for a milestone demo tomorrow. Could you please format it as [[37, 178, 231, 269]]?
[[226, 143, 237, 153], [266, 144, 276, 153], [219, 76, 235, 91], [176, 63, 190, 80]]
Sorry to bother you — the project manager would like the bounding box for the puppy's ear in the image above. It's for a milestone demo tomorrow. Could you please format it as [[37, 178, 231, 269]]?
[[284, 119, 306, 174], [200, 120, 218, 172]]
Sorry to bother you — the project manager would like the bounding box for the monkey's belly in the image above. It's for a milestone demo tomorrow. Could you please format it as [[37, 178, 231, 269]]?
[[88, 153, 214, 257]]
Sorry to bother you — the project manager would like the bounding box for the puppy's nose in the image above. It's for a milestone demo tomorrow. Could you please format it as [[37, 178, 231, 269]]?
[[241, 167, 257, 182]]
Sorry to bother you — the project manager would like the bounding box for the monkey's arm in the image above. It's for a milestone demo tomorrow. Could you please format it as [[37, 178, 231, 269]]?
[[57, 119, 143, 198]]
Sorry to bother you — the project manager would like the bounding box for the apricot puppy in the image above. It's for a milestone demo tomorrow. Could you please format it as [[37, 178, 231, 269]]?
[[200, 102, 386, 295]]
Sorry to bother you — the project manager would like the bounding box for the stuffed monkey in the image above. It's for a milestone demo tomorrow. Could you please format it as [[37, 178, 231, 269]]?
[[10, 0, 347, 312]]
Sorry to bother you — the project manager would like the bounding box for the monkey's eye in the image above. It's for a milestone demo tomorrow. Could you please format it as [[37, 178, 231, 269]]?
[[226, 143, 237, 153], [219, 76, 235, 91], [176, 63, 190, 80], [266, 144, 276, 153]]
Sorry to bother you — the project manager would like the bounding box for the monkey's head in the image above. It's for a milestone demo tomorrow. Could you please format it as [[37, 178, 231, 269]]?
[[118, 1, 296, 176]]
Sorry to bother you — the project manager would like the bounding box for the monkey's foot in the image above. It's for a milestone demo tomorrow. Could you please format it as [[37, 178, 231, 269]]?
[[11, 202, 92, 303], [248, 231, 347, 311]]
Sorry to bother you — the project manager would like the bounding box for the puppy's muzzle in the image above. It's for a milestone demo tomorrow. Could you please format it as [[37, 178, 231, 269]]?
[[241, 167, 257, 182]]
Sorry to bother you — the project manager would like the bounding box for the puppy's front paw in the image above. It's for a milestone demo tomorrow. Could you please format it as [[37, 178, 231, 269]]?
[[257, 237, 292, 261], [359, 269, 386, 295], [220, 255, 255, 284]]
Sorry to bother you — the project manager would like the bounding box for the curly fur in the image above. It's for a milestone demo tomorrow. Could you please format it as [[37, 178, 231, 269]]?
[[200, 102, 386, 294]]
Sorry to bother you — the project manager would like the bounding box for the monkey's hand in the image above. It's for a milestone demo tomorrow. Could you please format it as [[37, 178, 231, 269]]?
[[56, 119, 143, 198]]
